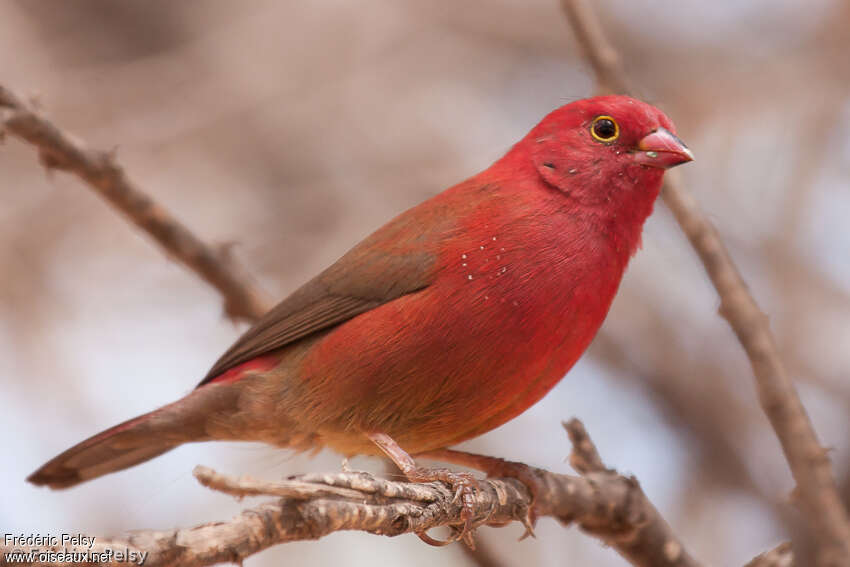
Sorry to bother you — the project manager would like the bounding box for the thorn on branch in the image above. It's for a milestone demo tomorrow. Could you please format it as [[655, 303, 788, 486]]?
[[563, 418, 608, 474]]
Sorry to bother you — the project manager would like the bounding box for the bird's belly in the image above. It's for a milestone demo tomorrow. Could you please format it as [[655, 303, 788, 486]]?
[[288, 263, 616, 455]]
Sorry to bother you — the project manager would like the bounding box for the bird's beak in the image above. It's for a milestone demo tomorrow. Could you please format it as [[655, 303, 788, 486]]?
[[634, 127, 694, 169]]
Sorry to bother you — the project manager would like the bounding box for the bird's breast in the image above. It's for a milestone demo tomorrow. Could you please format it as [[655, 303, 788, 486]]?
[[288, 193, 629, 453]]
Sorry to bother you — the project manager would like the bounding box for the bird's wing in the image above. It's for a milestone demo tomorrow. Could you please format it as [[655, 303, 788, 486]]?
[[198, 204, 451, 385]]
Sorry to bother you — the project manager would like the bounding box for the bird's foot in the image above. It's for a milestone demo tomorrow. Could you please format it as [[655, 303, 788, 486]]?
[[415, 448, 544, 539], [367, 433, 479, 547], [475, 457, 541, 539], [404, 466, 478, 547]]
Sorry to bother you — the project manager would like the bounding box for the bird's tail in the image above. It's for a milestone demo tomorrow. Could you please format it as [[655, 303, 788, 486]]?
[[28, 383, 240, 489]]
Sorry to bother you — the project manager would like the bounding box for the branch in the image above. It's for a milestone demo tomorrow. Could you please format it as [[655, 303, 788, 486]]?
[[744, 542, 794, 567], [2, 421, 707, 567], [560, 0, 630, 95], [560, 419, 702, 567], [560, 1, 850, 565], [11, 468, 525, 567], [660, 172, 850, 561], [0, 84, 271, 323]]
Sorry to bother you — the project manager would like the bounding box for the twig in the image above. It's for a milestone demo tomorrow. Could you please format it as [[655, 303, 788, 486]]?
[[564, 417, 608, 474], [0, 84, 271, 323], [560, 1, 850, 565], [560, 419, 702, 567]]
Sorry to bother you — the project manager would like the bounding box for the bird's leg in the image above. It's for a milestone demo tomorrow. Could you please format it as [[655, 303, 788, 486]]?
[[415, 448, 542, 538], [367, 433, 477, 547]]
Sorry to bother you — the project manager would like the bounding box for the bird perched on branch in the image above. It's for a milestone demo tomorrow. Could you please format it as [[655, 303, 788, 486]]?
[[29, 95, 691, 535]]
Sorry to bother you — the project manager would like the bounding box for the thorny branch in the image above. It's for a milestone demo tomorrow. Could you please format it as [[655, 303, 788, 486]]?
[[0, 84, 271, 323], [561, 0, 850, 565]]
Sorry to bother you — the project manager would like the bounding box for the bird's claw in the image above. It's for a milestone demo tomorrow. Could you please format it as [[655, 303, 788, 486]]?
[[410, 467, 478, 548], [518, 513, 537, 540], [476, 457, 541, 540]]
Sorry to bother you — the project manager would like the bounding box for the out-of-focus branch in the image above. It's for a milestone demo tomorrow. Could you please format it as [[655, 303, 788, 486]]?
[[660, 181, 843, 547], [590, 326, 792, 523], [560, 1, 850, 565], [0, 84, 271, 323], [744, 542, 794, 567], [560, 0, 630, 95], [459, 539, 509, 567]]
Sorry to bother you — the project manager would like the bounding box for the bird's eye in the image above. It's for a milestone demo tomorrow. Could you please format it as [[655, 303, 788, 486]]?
[[590, 116, 619, 143]]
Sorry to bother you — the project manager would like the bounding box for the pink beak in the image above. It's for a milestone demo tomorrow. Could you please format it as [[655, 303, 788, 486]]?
[[635, 127, 694, 169]]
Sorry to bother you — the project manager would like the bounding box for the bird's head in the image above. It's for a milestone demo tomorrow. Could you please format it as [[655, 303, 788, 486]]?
[[520, 95, 692, 207]]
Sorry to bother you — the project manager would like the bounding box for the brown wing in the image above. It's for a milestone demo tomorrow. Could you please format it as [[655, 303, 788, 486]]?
[[198, 205, 448, 385]]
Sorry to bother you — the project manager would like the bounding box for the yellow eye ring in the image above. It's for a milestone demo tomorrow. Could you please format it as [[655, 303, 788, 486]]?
[[590, 115, 619, 143]]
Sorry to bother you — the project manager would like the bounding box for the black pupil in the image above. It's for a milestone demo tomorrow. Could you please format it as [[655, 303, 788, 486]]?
[[594, 119, 616, 139]]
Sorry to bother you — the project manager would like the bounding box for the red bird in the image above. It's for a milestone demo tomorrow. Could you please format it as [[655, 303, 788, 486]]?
[[29, 96, 692, 501]]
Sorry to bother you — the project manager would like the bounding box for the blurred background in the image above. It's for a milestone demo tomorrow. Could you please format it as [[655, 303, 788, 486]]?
[[2, 1, 849, 565]]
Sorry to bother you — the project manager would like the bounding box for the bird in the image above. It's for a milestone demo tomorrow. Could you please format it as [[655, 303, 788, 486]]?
[[28, 96, 692, 508]]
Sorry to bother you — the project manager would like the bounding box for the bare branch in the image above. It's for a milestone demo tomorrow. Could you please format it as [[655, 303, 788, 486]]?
[[0, 84, 271, 323], [3, 422, 713, 567], [559, 419, 702, 567], [660, 173, 850, 563], [416, 422, 706, 567], [560, 1, 850, 564], [4, 467, 530, 567], [560, 0, 630, 95]]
